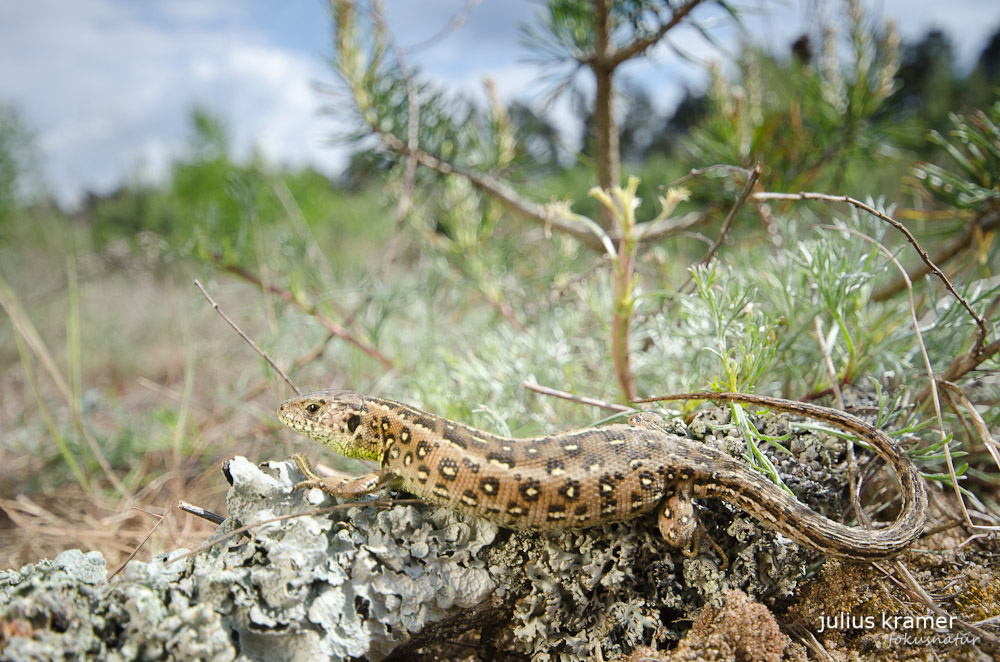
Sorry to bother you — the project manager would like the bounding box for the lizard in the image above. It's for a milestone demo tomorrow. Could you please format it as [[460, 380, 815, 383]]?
[[276, 390, 928, 560]]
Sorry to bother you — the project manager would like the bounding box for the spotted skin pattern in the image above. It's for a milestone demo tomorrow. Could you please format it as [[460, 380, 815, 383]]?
[[277, 390, 927, 560]]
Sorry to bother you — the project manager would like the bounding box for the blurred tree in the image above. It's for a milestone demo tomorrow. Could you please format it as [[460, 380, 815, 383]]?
[[888, 29, 958, 131], [618, 83, 660, 163], [0, 104, 37, 222], [84, 185, 179, 248], [975, 25, 1000, 83], [962, 26, 1000, 113], [646, 87, 709, 157], [170, 106, 279, 261], [171, 106, 239, 215], [84, 109, 253, 251], [188, 106, 230, 162], [507, 101, 562, 170]]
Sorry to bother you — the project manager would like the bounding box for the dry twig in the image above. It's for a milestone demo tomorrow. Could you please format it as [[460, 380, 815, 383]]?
[[695, 162, 762, 269], [178, 500, 226, 526], [203, 255, 395, 370], [194, 280, 300, 394], [522, 381, 632, 413], [677, 163, 762, 294], [110, 508, 167, 579]]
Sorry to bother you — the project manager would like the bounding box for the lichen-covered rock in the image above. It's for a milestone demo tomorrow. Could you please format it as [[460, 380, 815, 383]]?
[[1, 550, 110, 661], [180, 456, 500, 662], [495, 524, 679, 660], [0, 458, 499, 662], [1, 405, 864, 661], [0, 548, 237, 662]]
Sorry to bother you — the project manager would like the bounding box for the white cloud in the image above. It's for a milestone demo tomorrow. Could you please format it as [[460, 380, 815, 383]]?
[[0, 0, 342, 208], [0, 0, 997, 208]]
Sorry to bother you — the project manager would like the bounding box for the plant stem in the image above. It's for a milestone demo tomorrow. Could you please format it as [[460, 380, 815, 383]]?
[[592, 0, 620, 214], [612, 252, 637, 401]]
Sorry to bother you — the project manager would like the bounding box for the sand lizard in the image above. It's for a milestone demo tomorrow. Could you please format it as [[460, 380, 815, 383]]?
[[277, 390, 927, 560]]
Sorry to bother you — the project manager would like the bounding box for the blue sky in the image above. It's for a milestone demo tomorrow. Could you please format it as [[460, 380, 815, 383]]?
[[1, 0, 998, 208]]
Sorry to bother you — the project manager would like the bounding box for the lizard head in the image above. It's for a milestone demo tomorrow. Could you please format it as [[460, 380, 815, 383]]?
[[277, 390, 382, 462]]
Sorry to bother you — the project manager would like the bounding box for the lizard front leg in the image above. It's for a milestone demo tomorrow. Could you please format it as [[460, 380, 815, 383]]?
[[289, 453, 397, 499]]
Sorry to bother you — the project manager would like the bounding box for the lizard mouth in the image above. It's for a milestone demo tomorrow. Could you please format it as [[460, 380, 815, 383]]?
[[276, 400, 304, 428]]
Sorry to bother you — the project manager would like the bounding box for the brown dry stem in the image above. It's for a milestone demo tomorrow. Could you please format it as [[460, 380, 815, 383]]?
[[206, 252, 395, 370]]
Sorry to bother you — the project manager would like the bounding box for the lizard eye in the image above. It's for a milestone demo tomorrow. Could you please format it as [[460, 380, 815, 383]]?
[[305, 402, 321, 415], [346, 414, 361, 433]]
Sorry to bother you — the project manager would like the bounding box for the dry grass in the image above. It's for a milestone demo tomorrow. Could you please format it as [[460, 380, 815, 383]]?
[[0, 377, 302, 570], [0, 234, 317, 570]]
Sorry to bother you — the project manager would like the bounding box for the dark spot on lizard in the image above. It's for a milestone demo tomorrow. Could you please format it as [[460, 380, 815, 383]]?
[[438, 457, 459, 481], [558, 479, 581, 500], [413, 415, 438, 431], [487, 452, 515, 469], [520, 478, 542, 502], [546, 458, 566, 475]]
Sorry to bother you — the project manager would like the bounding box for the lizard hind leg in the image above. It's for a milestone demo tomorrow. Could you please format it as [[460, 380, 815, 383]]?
[[657, 481, 729, 568], [658, 481, 699, 550], [628, 412, 702, 553]]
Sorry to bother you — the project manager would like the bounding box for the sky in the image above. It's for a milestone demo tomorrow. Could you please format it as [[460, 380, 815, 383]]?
[[1, 0, 999, 209]]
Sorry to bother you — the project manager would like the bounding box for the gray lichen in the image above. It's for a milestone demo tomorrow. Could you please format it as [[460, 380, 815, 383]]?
[[0, 548, 237, 662], [1, 458, 500, 662], [1, 406, 861, 661], [173, 456, 498, 661], [494, 523, 682, 660]]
